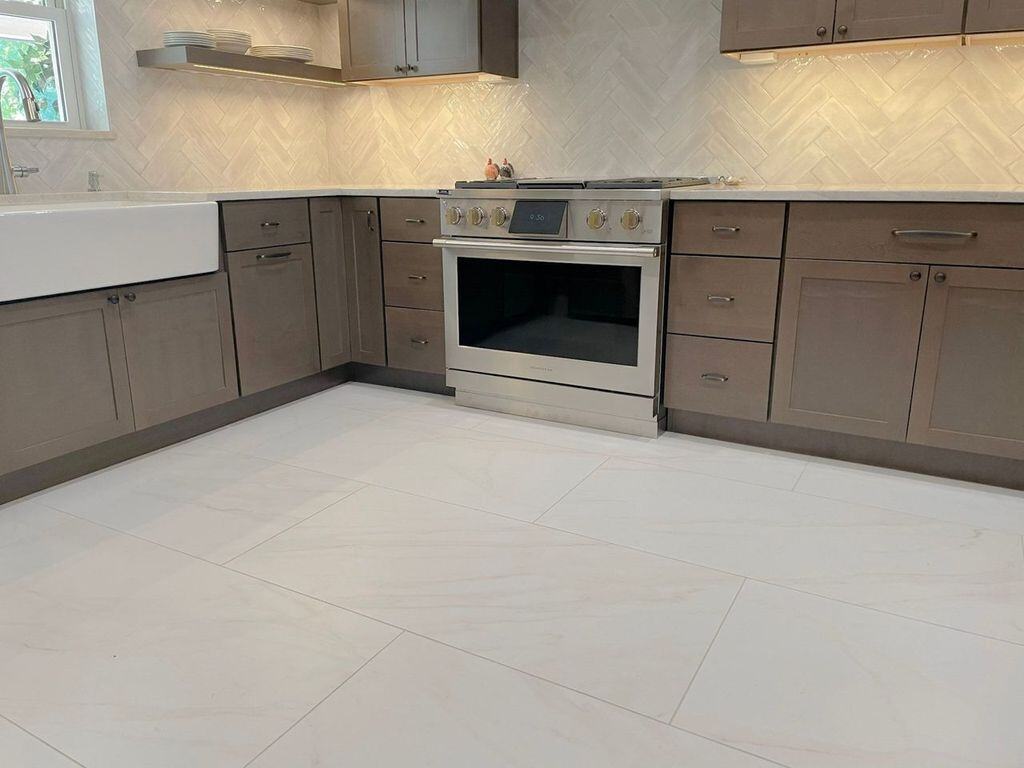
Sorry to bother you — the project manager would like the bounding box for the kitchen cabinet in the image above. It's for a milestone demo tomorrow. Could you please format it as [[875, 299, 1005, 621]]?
[[771, 259, 929, 441], [385, 307, 446, 374], [342, 197, 388, 366], [966, 0, 1024, 33], [119, 274, 238, 430], [0, 291, 134, 474], [833, 0, 965, 42], [907, 267, 1024, 460], [227, 244, 322, 395], [664, 335, 773, 422], [720, 0, 839, 52], [311, 197, 353, 370], [338, 0, 518, 82]]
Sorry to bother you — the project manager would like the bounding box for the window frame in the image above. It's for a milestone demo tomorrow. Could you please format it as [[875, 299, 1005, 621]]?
[[0, 0, 84, 130]]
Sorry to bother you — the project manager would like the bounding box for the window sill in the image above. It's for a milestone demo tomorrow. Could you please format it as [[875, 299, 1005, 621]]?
[[5, 126, 116, 140]]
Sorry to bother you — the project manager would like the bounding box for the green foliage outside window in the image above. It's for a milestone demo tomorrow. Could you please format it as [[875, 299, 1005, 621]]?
[[0, 33, 61, 121]]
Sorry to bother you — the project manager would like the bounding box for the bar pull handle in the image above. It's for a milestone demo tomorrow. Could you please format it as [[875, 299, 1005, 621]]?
[[405, 218, 427, 224], [706, 295, 736, 304], [712, 226, 741, 234], [260, 221, 280, 229], [892, 229, 977, 239], [700, 373, 730, 383], [363, 210, 376, 231], [411, 338, 430, 346], [257, 251, 292, 261], [407, 274, 428, 281]]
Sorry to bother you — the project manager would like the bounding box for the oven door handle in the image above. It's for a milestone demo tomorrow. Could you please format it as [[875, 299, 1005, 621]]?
[[432, 238, 661, 259]]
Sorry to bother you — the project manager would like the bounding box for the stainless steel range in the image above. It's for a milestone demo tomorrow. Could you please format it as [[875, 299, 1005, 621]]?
[[434, 177, 707, 437]]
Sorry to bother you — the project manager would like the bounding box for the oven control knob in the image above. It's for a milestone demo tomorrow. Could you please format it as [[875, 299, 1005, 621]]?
[[445, 206, 464, 226], [469, 206, 488, 227], [621, 209, 643, 231], [492, 206, 509, 227], [586, 209, 607, 230]]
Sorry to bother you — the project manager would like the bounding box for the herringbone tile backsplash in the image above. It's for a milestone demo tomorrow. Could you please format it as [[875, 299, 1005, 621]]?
[[13, 0, 1024, 192]]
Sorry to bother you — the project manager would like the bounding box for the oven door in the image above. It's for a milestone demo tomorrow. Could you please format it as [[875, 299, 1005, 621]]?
[[437, 238, 663, 397]]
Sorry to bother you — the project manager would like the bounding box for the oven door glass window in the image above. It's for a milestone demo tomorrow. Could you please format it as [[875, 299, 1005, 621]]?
[[457, 257, 641, 366]]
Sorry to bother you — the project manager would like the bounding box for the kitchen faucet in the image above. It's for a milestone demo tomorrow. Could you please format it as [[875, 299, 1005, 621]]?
[[0, 69, 42, 195]]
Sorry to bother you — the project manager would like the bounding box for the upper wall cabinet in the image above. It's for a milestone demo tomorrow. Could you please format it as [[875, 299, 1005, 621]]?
[[834, 0, 965, 42], [966, 0, 1024, 33], [720, 0, 838, 52], [338, 0, 518, 83]]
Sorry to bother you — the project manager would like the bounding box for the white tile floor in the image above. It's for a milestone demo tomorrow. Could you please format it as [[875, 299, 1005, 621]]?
[[1, 383, 1022, 768]]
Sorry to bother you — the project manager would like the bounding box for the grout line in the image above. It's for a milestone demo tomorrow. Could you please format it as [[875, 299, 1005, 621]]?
[[0, 713, 88, 768], [1020, 535, 1024, 565], [790, 462, 808, 491], [240, 631, 406, 768], [532, 456, 610, 523], [669, 579, 746, 725]]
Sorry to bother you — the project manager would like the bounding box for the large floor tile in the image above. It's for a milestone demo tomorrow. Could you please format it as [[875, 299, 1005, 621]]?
[[795, 460, 1024, 535], [233, 486, 742, 719], [0, 717, 80, 768], [299, 382, 490, 430], [675, 582, 1024, 768], [541, 459, 1024, 643], [249, 633, 780, 768], [0, 505, 399, 768], [355, 429, 608, 521], [35, 444, 364, 564]]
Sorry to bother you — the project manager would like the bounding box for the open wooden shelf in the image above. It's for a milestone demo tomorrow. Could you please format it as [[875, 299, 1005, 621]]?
[[136, 46, 348, 88]]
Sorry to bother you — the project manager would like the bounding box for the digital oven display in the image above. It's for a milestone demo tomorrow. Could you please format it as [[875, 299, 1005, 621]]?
[[509, 201, 568, 236]]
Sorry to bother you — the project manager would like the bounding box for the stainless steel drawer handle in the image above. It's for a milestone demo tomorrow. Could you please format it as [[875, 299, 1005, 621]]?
[[700, 373, 730, 383], [892, 229, 978, 239], [405, 218, 427, 224], [712, 226, 741, 234], [257, 251, 292, 261], [411, 338, 430, 346], [407, 274, 428, 281], [260, 221, 281, 229], [707, 295, 736, 304]]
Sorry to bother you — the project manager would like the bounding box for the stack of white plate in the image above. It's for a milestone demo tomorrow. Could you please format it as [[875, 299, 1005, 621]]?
[[207, 28, 252, 55], [249, 44, 315, 63], [163, 30, 216, 49]]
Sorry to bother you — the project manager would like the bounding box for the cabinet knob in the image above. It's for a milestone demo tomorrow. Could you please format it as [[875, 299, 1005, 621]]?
[[408, 64, 419, 72], [395, 65, 404, 73], [935, 272, 948, 284], [107, 294, 119, 305], [816, 25, 828, 37], [124, 292, 137, 302], [910, 271, 922, 282], [837, 24, 849, 35]]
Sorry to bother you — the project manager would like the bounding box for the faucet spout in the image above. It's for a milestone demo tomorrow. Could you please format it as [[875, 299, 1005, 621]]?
[[0, 69, 42, 194]]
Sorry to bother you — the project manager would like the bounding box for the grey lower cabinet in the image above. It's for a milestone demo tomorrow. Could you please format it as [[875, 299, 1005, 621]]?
[[0, 290, 134, 474], [966, 0, 1024, 33], [907, 267, 1024, 459], [771, 259, 929, 441], [720, 0, 839, 51], [227, 244, 322, 396], [342, 197, 388, 366], [310, 197, 353, 370], [119, 274, 239, 430]]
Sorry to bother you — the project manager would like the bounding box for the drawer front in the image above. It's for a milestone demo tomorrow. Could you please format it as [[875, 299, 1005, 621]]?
[[380, 197, 442, 243], [787, 202, 1024, 268], [664, 334, 772, 422], [222, 199, 311, 252], [667, 256, 780, 342], [673, 201, 786, 258], [386, 307, 445, 374], [383, 242, 444, 310]]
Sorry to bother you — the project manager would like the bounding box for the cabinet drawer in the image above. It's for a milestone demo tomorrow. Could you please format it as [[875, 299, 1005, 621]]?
[[380, 197, 442, 243], [664, 335, 772, 422], [383, 242, 444, 310], [667, 256, 780, 342], [673, 201, 786, 258], [222, 199, 311, 252], [386, 307, 445, 374], [787, 202, 1024, 268]]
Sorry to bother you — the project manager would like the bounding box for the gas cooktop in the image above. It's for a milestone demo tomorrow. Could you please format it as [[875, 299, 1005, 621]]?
[[454, 176, 711, 190]]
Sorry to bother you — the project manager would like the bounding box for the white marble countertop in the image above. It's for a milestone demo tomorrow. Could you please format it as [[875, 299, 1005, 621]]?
[[668, 183, 1024, 202], [0, 186, 441, 207]]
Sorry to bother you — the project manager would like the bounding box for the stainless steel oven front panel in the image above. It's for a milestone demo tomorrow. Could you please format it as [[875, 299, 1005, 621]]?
[[438, 237, 663, 397]]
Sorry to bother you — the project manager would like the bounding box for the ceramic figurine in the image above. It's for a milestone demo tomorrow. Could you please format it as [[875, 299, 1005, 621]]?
[[499, 158, 515, 179], [484, 158, 500, 181]]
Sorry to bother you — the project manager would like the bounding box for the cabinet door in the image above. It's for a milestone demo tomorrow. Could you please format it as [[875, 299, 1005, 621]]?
[[771, 260, 928, 441], [311, 197, 353, 370], [0, 291, 133, 474], [339, 0, 408, 81], [966, 0, 1024, 32], [227, 244, 322, 396], [405, 0, 480, 77], [720, 0, 838, 51], [908, 267, 1024, 460], [119, 274, 239, 430], [342, 197, 388, 366], [834, 0, 966, 42]]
